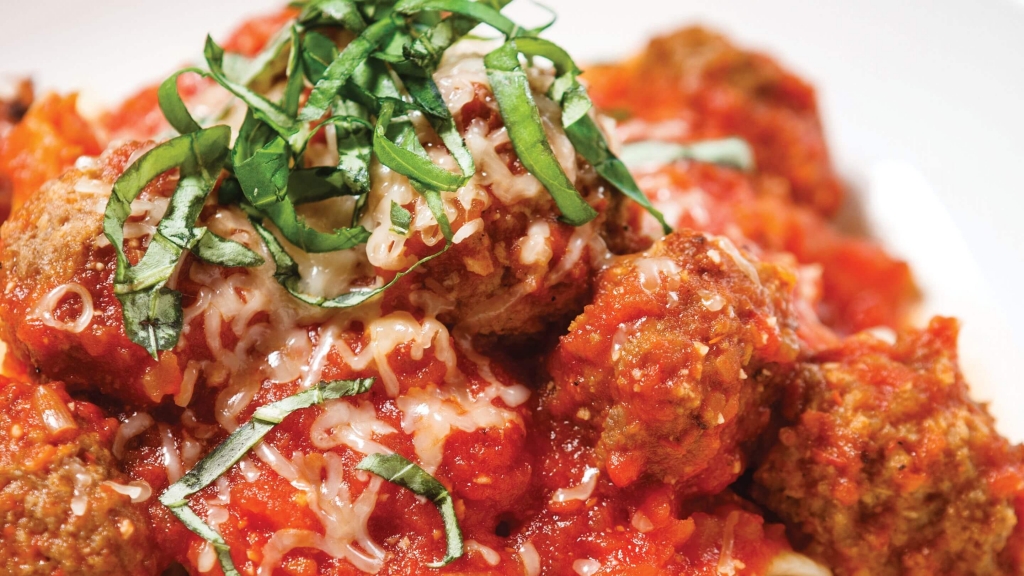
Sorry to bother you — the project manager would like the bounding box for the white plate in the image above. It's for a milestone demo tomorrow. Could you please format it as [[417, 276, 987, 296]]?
[[2, 0, 1021, 440]]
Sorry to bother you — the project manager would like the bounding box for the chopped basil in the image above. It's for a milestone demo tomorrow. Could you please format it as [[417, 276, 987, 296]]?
[[204, 36, 300, 144], [160, 378, 374, 576], [102, 126, 264, 358], [222, 25, 293, 89], [298, 16, 398, 124], [373, 100, 468, 191], [513, 37, 671, 234], [356, 453, 463, 567], [301, 30, 339, 83], [157, 69, 206, 134], [99, 2, 723, 572], [252, 219, 450, 308], [398, 73, 475, 178], [108, 0, 671, 359], [298, 0, 368, 32], [619, 137, 756, 171], [396, 0, 520, 36], [390, 200, 412, 235], [485, 41, 597, 226], [234, 134, 372, 252]]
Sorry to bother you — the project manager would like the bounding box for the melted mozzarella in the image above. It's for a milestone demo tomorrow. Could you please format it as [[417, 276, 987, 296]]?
[[112, 412, 154, 460], [31, 283, 94, 333], [574, 559, 602, 576], [713, 235, 760, 286], [519, 220, 553, 266], [465, 540, 502, 567], [634, 256, 682, 293], [158, 424, 183, 484], [518, 542, 541, 576], [121, 39, 594, 576], [310, 399, 396, 455], [765, 552, 833, 576], [258, 456, 386, 575], [716, 510, 746, 576], [397, 384, 522, 473], [550, 467, 600, 504], [101, 479, 152, 503]]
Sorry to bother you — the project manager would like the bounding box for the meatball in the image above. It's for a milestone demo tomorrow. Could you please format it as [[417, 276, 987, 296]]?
[[753, 317, 1024, 576], [0, 141, 183, 405], [619, 161, 916, 336], [0, 377, 161, 575], [546, 230, 800, 493], [375, 48, 611, 335], [586, 26, 846, 216]]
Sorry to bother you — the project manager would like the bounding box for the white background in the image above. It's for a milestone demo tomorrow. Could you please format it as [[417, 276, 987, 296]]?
[[1, 0, 1022, 438]]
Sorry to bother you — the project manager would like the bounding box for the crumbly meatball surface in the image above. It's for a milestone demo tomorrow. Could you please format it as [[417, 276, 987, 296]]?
[[586, 26, 846, 216], [0, 378, 161, 575], [753, 317, 1024, 576], [546, 230, 801, 493], [0, 141, 180, 405], [377, 51, 611, 336]]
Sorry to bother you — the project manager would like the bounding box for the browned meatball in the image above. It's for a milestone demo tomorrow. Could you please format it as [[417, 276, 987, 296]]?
[[753, 317, 1024, 576], [546, 230, 801, 493], [377, 52, 612, 336], [0, 377, 162, 575], [0, 141, 181, 405], [586, 26, 847, 216]]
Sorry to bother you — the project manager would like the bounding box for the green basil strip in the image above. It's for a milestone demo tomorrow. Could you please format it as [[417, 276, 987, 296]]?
[[157, 68, 207, 135], [374, 28, 417, 63], [252, 220, 451, 308], [484, 42, 597, 226], [391, 118, 456, 241], [302, 30, 339, 84], [298, 0, 367, 32], [287, 167, 362, 205], [103, 127, 233, 357], [232, 109, 278, 168], [390, 200, 412, 235], [235, 135, 371, 252], [399, 74, 475, 178], [411, 181, 454, 241], [104, 131, 228, 262], [204, 36, 299, 142], [341, 62, 415, 117], [332, 108, 375, 194], [404, 16, 474, 69], [117, 289, 183, 359], [160, 378, 374, 576], [395, 0, 520, 38], [161, 378, 374, 505], [298, 16, 399, 124], [373, 101, 467, 191], [282, 26, 305, 116], [170, 505, 240, 576], [401, 0, 510, 69], [356, 453, 463, 567], [513, 37, 670, 233], [221, 25, 292, 89], [191, 230, 265, 267], [619, 138, 756, 172]]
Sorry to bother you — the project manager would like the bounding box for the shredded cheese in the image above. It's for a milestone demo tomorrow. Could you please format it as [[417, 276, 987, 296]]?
[[32, 283, 94, 334], [551, 467, 600, 504]]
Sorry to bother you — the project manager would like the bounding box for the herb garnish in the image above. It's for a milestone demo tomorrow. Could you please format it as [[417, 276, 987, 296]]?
[[356, 453, 463, 567], [159, 378, 375, 576], [619, 137, 756, 172], [107, 0, 668, 357]]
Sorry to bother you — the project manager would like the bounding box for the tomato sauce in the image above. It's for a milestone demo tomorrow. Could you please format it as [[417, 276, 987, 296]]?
[[1, 8, 1019, 576]]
